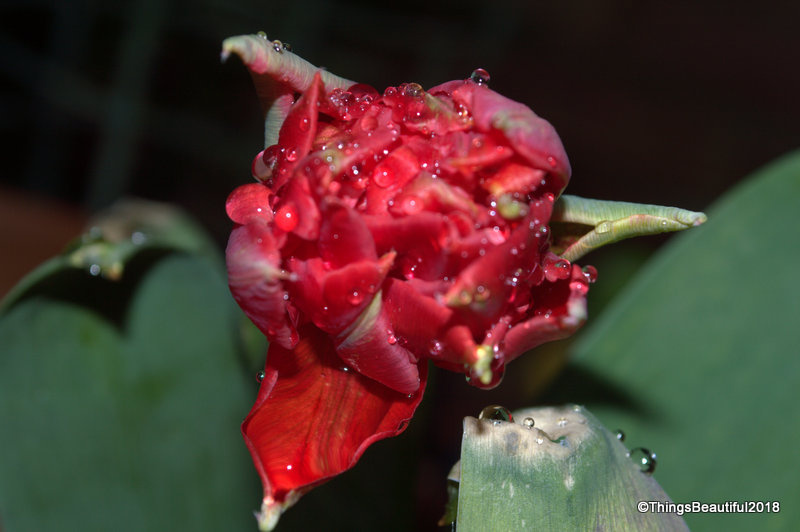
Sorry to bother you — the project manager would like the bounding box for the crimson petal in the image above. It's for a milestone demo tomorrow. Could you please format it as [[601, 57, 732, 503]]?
[[226, 221, 297, 349], [243, 325, 427, 523]]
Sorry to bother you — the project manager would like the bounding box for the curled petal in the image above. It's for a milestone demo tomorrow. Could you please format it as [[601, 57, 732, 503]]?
[[434, 80, 570, 191], [226, 183, 272, 225], [335, 292, 422, 395], [503, 264, 589, 362], [226, 221, 297, 349], [243, 326, 427, 528]]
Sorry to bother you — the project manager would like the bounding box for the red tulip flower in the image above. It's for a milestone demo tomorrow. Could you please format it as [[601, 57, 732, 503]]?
[[223, 34, 592, 529]]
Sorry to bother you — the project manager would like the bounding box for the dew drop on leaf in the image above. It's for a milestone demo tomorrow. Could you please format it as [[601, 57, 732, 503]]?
[[615, 429, 626, 442], [256, 370, 265, 383], [628, 447, 657, 474], [478, 405, 513, 423]]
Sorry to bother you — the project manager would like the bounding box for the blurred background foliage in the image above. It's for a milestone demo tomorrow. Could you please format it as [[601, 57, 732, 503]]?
[[1, 1, 799, 530]]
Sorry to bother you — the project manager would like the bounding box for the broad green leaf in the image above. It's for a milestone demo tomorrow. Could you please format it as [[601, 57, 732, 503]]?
[[558, 150, 800, 530], [0, 254, 259, 531], [453, 405, 686, 531]]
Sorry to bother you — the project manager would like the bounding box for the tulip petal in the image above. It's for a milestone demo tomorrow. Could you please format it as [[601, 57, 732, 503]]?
[[440, 81, 571, 191], [502, 264, 589, 362], [243, 325, 427, 525], [335, 292, 422, 395], [226, 221, 297, 349]]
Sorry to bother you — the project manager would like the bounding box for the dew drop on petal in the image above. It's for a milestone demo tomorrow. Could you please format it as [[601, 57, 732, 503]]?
[[299, 117, 310, 132], [285, 148, 298, 162], [272, 39, 283, 53], [557, 417, 568, 427], [275, 204, 298, 232], [522, 417, 535, 428], [628, 447, 657, 474], [347, 289, 364, 305], [546, 155, 557, 168], [478, 405, 513, 423], [282, 42, 292, 52], [387, 332, 397, 345], [429, 340, 443, 356], [256, 370, 265, 383], [470, 68, 490, 85], [374, 167, 394, 187]]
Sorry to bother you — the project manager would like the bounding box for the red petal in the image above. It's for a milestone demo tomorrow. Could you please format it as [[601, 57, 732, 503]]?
[[335, 294, 422, 394], [273, 72, 324, 189], [502, 264, 588, 361], [226, 221, 297, 349], [384, 278, 453, 356], [318, 200, 377, 267], [226, 183, 272, 225], [447, 81, 571, 192], [243, 326, 427, 514]]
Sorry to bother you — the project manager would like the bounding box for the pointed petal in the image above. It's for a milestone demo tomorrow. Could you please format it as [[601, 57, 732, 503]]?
[[243, 325, 427, 522]]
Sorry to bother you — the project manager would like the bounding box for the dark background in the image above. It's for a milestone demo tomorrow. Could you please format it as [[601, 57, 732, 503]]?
[[2, 1, 798, 530]]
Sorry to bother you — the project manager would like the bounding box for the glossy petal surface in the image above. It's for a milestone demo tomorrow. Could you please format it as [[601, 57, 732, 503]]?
[[243, 326, 426, 521]]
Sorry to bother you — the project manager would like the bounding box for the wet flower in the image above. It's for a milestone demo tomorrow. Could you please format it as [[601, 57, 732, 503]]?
[[223, 34, 590, 529]]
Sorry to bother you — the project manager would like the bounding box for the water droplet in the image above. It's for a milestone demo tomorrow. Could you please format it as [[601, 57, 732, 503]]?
[[348, 289, 364, 305], [522, 417, 535, 428], [429, 340, 443, 356], [615, 429, 626, 442], [275, 204, 298, 232], [628, 447, 657, 474], [272, 39, 283, 53], [582, 265, 598, 283], [256, 31, 267, 39], [374, 166, 394, 187], [298, 117, 310, 132], [286, 464, 293, 470], [596, 221, 612, 234], [535, 435, 545, 445], [546, 156, 557, 168], [557, 417, 568, 427], [470, 68, 490, 85], [89, 264, 101, 276], [401, 82, 423, 98], [478, 405, 513, 423], [387, 333, 397, 345], [285, 148, 298, 161], [282, 42, 292, 52], [256, 370, 265, 383]]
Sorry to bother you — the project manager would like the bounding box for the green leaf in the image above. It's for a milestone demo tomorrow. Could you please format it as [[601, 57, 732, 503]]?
[[0, 254, 259, 531], [559, 150, 800, 530], [453, 405, 687, 531]]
